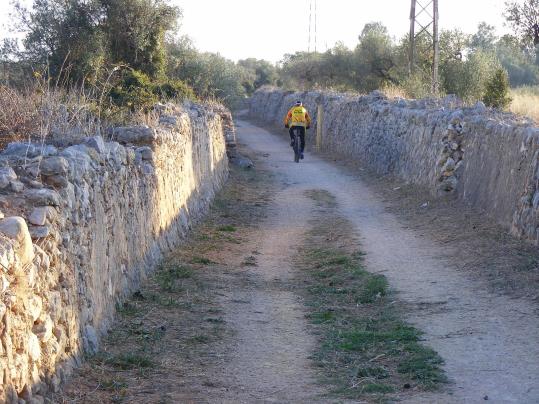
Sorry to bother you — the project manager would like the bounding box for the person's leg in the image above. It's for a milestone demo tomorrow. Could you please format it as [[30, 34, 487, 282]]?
[[289, 127, 295, 146], [299, 127, 306, 153]]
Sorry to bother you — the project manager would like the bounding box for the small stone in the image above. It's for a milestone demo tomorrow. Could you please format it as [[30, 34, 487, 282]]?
[[474, 101, 487, 113], [27, 296, 42, 322], [25, 189, 61, 206], [29, 207, 48, 226], [113, 126, 157, 145], [449, 110, 464, 124], [3, 142, 38, 157], [136, 146, 154, 161], [84, 136, 107, 154], [33, 315, 53, 343], [40, 156, 69, 176], [29, 226, 50, 239], [28, 333, 41, 362], [84, 325, 99, 354], [23, 179, 44, 189], [0, 167, 17, 189], [43, 174, 69, 188], [442, 157, 456, 172], [439, 176, 458, 192], [0, 274, 10, 293], [483, 395, 489, 400], [10, 180, 24, 193], [40, 145, 58, 157], [25, 163, 41, 179], [0, 217, 34, 266]]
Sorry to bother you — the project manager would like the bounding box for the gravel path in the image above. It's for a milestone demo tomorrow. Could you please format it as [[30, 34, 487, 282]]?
[[236, 119, 539, 404]]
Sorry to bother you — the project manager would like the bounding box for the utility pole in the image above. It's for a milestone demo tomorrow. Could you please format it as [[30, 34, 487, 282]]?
[[314, 0, 318, 52], [308, 0, 312, 52], [409, 0, 440, 95], [308, 0, 318, 53]]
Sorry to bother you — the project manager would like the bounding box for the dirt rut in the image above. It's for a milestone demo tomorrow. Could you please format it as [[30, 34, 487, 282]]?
[[236, 119, 539, 403], [210, 190, 324, 403]]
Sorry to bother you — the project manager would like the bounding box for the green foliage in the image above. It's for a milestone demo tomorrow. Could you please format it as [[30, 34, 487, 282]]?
[[238, 58, 279, 94], [109, 69, 157, 110], [167, 38, 250, 108], [483, 68, 513, 108], [442, 50, 501, 103], [108, 69, 195, 110], [470, 22, 497, 52], [101, 0, 180, 78], [153, 78, 196, 100], [15, 0, 105, 83], [497, 35, 539, 86], [504, 0, 539, 51], [12, 0, 179, 83], [353, 22, 398, 91]]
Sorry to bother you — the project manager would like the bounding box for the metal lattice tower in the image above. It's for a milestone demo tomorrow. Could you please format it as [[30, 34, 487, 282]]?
[[308, 0, 318, 53], [409, 0, 440, 94]]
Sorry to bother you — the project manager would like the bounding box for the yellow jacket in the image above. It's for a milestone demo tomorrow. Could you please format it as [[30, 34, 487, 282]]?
[[284, 106, 312, 128]]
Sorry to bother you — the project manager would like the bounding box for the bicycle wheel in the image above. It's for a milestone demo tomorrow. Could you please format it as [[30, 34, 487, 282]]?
[[293, 130, 300, 163]]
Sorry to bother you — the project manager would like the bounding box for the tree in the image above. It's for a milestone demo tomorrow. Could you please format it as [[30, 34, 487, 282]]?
[[470, 22, 497, 51], [483, 68, 512, 108], [496, 34, 539, 85], [280, 52, 325, 89], [101, 0, 180, 78], [238, 58, 278, 94], [167, 39, 250, 108], [14, 0, 105, 83], [353, 22, 397, 91], [505, 0, 539, 62]]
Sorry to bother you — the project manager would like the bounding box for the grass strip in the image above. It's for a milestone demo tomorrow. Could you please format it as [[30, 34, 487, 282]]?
[[298, 203, 446, 401]]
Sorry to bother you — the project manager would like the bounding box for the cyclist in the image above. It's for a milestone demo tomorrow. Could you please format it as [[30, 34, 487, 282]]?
[[284, 100, 311, 159]]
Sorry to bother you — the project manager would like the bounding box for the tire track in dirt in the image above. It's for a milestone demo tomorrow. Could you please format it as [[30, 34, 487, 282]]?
[[209, 188, 325, 403], [236, 119, 539, 403]]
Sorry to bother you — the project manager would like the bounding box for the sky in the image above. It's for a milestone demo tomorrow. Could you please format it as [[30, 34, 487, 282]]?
[[0, 0, 511, 63]]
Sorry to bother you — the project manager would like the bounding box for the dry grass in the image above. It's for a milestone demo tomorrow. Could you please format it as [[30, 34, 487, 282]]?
[[0, 83, 107, 147], [0, 86, 40, 137], [509, 86, 539, 122], [380, 84, 409, 99]]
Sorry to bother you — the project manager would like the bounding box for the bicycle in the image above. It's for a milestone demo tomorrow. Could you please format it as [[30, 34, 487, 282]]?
[[292, 127, 303, 163], [291, 127, 302, 163]]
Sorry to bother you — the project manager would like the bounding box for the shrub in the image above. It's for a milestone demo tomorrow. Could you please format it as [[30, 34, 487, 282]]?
[[109, 70, 158, 111], [153, 79, 196, 101], [483, 68, 512, 109], [109, 69, 196, 111]]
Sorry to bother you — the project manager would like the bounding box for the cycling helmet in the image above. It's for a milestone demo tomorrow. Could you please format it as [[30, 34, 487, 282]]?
[[295, 100, 302, 106]]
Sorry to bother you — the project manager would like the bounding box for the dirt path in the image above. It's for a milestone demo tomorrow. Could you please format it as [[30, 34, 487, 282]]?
[[236, 120, 539, 403], [206, 189, 324, 402]]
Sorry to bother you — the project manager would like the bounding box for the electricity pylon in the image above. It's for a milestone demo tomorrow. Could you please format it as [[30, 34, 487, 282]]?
[[308, 0, 318, 53], [409, 0, 440, 95]]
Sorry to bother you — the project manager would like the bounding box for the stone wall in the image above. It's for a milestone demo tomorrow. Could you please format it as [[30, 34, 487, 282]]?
[[0, 102, 229, 403], [250, 87, 539, 243]]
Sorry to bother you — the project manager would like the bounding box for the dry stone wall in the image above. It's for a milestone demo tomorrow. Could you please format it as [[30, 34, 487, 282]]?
[[0, 102, 228, 403], [250, 87, 539, 243]]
